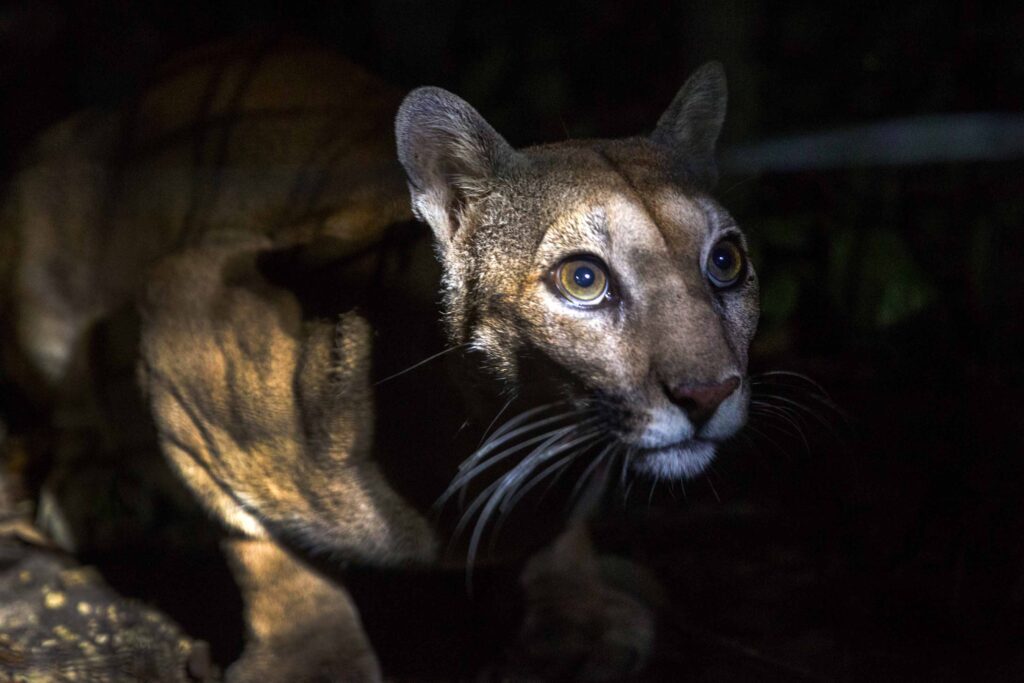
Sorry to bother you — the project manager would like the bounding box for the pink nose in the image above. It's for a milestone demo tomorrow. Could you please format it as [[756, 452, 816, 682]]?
[[666, 376, 740, 427]]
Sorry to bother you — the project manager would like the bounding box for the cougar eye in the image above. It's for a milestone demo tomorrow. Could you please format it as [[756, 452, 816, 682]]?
[[706, 239, 745, 289], [554, 256, 609, 306]]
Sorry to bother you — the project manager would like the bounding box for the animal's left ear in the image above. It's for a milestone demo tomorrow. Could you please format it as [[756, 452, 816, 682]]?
[[650, 61, 727, 190]]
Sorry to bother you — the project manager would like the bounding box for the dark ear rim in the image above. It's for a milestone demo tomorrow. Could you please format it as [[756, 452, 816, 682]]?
[[394, 86, 516, 244], [395, 86, 515, 192], [651, 61, 728, 189]]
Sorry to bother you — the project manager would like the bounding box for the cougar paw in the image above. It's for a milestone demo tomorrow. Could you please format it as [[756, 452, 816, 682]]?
[[511, 571, 656, 681], [226, 636, 382, 683]]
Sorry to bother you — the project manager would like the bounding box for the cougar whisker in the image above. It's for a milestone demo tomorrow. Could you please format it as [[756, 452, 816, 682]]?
[[373, 343, 470, 386], [463, 427, 604, 573]]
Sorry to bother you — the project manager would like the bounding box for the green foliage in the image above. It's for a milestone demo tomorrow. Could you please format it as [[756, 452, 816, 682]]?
[[829, 227, 937, 329], [751, 210, 939, 345]]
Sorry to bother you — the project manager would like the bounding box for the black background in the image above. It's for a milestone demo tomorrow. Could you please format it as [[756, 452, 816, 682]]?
[[2, 1, 1023, 680]]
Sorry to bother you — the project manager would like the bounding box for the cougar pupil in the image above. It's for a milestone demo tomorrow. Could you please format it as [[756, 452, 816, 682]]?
[[574, 266, 596, 288]]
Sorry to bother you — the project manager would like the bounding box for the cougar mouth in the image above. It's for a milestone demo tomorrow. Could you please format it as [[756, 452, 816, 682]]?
[[630, 438, 718, 480], [609, 379, 748, 480]]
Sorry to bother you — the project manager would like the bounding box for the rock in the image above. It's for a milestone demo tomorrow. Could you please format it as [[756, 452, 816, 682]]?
[[0, 528, 218, 682]]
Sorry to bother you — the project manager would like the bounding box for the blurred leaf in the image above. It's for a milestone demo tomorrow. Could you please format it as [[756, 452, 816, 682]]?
[[827, 227, 937, 330], [761, 269, 801, 324], [865, 230, 937, 328], [867, 230, 937, 328]]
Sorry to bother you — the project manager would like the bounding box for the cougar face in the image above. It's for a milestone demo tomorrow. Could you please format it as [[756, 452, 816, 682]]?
[[397, 63, 758, 480]]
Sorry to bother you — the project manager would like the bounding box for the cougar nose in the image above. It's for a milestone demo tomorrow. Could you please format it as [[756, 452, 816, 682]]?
[[666, 376, 741, 427]]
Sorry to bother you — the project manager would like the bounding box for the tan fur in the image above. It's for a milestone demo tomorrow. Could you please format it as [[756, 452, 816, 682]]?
[[138, 242, 436, 563], [6, 36, 411, 385], [4, 40, 758, 681], [137, 243, 434, 680], [224, 537, 381, 682]]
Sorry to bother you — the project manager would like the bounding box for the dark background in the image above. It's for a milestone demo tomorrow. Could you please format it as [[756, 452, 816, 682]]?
[[2, 1, 1023, 680]]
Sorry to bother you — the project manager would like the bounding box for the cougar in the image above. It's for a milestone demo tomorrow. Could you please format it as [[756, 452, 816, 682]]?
[[1, 37, 758, 681]]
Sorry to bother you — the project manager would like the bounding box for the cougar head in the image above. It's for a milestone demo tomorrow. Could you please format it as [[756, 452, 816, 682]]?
[[396, 63, 758, 483]]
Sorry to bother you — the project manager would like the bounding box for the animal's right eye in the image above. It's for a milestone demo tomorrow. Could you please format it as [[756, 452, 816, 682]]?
[[554, 256, 610, 307]]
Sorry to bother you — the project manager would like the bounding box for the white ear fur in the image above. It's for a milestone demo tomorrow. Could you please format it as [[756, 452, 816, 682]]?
[[651, 62, 728, 189], [395, 87, 515, 248]]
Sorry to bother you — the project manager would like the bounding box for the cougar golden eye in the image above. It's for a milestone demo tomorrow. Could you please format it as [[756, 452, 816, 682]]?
[[555, 257, 609, 306], [706, 239, 745, 288]]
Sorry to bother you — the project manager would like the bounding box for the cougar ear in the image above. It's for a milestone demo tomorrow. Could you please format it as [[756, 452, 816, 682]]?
[[396, 87, 516, 247], [651, 61, 727, 190]]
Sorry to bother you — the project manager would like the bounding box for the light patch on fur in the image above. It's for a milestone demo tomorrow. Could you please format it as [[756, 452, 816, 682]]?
[[533, 207, 610, 273], [650, 187, 709, 236], [632, 440, 717, 479], [699, 383, 748, 440], [636, 405, 693, 448]]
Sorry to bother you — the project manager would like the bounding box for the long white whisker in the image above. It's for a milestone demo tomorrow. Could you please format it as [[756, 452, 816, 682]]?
[[486, 401, 568, 443], [452, 426, 578, 537], [742, 422, 791, 458], [499, 432, 605, 515], [619, 445, 635, 488], [373, 343, 469, 386], [478, 394, 518, 446], [648, 475, 659, 507], [705, 470, 721, 502], [467, 408, 588, 468], [756, 394, 836, 432], [488, 452, 580, 548], [456, 413, 599, 483], [751, 370, 832, 399], [537, 435, 615, 508], [448, 413, 600, 512], [436, 423, 581, 511], [750, 371, 851, 425], [750, 403, 811, 454], [455, 425, 577, 586], [570, 441, 617, 519], [463, 427, 603, 576], [571, 441, 615, 504]]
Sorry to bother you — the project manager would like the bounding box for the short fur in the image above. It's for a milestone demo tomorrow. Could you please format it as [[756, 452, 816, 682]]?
[[2, 38, 758, 681]]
